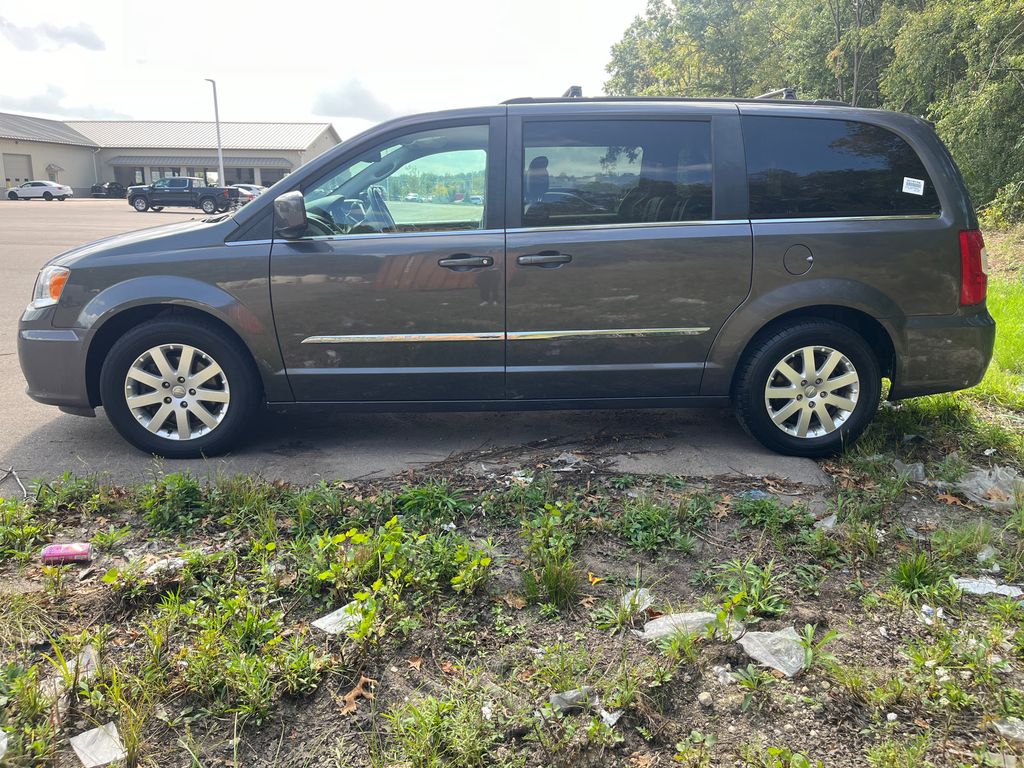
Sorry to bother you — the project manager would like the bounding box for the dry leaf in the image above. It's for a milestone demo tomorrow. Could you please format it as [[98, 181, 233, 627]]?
[[440, 661, 458, 675], [340, 675, 376, 715], [517, 667, 535, 682], [936, 492, 970, 508], [502, 591, 526, 610], [913, 717, 930, 730], [985, 487, 1011, 502], [408, 656, 422, 671], [587, 572, 604, 585], [578, 595, 598, 608]]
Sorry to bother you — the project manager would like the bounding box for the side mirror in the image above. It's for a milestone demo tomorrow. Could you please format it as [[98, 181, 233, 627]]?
[[273, 190, 307, 239]]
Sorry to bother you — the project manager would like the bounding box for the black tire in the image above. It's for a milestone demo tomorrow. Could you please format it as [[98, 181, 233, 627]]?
[[7, 191, 16, 201], [733, 320, 881, 457], [131, 196, 149, 212], [99, 317, 259, 458], [57, 196, 67, 201], [150, 206, 164, 212], [42, 192, 53, 201], [199, 197, 218, 214]]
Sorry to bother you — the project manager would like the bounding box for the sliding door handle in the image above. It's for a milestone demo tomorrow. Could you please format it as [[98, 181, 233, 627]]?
[[437, 254, 493, 271], [517, 251, 572, 268]]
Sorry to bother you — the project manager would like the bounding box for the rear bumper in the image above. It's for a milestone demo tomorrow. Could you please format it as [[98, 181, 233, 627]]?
[[18, 308, 93, 411], [889, 309, 996, 399]]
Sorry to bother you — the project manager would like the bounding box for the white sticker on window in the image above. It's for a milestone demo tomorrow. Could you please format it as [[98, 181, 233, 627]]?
[[902, 177, 925, 195]]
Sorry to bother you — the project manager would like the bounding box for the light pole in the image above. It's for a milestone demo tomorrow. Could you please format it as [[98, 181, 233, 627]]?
[[205, 78, 225, 186]]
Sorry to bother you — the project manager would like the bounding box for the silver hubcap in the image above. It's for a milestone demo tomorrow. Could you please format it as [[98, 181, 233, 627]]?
[[764, 345, 860, 438], [124, 344, 230, 441]]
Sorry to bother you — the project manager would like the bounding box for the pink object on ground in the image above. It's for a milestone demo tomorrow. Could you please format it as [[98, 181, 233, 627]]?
[[40, 543, 92, 564]]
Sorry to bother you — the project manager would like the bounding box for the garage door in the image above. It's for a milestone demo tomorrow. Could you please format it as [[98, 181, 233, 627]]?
[[3, 153, 32, 185]]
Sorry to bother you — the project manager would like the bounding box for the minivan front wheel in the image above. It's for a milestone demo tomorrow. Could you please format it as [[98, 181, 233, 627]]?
[[734, 320, 881, 457], [99, 318, 258, 458]]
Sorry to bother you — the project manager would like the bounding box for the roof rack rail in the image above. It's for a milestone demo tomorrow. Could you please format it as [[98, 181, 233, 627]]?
[[501, 94, 850, 106], [756, 86, 798, 100]]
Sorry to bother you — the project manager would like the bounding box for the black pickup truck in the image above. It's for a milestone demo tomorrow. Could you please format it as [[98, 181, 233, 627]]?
[[127, 177, 239, 214]]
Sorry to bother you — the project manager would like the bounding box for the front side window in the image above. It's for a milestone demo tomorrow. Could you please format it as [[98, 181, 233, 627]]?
[[152, 178, 169, 189], [299, 123, 488, 238], [743, 116, 941, 219], [521, 119, 713, 228]]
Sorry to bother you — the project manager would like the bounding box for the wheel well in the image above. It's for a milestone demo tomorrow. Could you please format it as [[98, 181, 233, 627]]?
[[84, 304, 262, 407], [733, 305, 896, 390]]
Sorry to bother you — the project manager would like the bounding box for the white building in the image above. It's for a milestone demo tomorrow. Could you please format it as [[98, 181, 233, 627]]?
[[0, 111, 341, 193]]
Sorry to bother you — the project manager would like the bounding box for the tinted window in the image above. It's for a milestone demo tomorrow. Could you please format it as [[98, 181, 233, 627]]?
[[743, 116, 941, 219], [168, 178, 188, 189], [522, 120, 712, 227], [300, 123, 488, 237]]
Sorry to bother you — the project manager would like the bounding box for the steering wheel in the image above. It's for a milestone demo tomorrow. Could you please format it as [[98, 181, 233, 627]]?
[[364, 186, 397, 232], [305, 211, 338, 236]]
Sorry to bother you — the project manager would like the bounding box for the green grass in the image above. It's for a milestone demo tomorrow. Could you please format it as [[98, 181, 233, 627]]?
[[974, 277, 1024, 411]]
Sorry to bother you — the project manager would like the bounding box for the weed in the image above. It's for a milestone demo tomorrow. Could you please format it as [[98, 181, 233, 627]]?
[[450, 539, 494, 594], [793, 563, 826, 596], [102, 562, 149, 604], [714, 558, 786, 618], [675, 729, 717, 767], [593, 581, 652, 634], [797, 624, 838, 671], [734, 496, 811, 536], [33, 472, 99, 514], [739, 745, 823, 768], [733, 664, 777, 712], [90, 524, 131, 553], [888, 551, 947, 601], [521, 503, 582, 609], [865, 736, 930, 767], [932, 519, 996, 565], [41, 564, 70, 600], [618, 496, 696, 553], [395, 482, 469, 526], [0, 497, 53, 562], [382, 686, 499, 767], [659, 630, 702, 667], [139, 472, 205, 532]]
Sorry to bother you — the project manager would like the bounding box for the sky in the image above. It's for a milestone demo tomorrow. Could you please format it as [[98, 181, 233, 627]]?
[[0, 0, 647, 139]]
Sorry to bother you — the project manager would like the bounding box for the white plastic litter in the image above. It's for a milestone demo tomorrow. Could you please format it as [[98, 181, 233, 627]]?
[[549, 687, 597, 714], [992, 718, 1024, 744], [620, 588, 653, 614], [633, 611, 743, 641], [144, 557, 186, 579], [814, 513, 837, 530], [312, 601, 362, 634], [957, 467, 1024, 511], [712, 665, 734, 685], [893, 460, 926, 482], [954, 576, 1023, 598], [919, 604, 944, 626], [738, 627, 805, 677], [978, 544, 999, 563], [0, 730, 7, 762], [70, 722, 126, 767]]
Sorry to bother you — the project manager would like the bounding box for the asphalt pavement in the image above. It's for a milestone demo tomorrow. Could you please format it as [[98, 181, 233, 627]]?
[[0, 198, 827, 489]]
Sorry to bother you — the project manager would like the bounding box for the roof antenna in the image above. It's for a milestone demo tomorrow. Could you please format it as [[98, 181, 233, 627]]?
[[562, 85, 583, 98]]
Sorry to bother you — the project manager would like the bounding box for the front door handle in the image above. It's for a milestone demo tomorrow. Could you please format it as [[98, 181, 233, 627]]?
[[517, 251, 572, 268], [437, 254, 493, 271]]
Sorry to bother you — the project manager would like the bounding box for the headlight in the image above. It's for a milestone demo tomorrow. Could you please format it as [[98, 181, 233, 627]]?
[[32, 265, 70, 308]]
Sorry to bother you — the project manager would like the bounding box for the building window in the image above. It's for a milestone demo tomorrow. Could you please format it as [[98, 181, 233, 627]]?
[[150, 167, 181, 180], [187, 167, 216, 185], [225, 168, 256, 185], [133, 168, 145, 184], [260, 168, 288, 186]]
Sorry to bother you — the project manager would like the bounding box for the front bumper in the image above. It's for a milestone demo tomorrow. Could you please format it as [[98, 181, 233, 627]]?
[[18, 306, 93, 411], [889, 309, 996, 399]]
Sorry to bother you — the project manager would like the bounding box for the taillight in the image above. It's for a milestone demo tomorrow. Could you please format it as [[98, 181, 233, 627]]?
[[959, 229, 988, 306]]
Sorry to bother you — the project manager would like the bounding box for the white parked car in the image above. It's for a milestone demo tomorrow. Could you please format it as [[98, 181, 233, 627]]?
[[6, 180, 74, 201]]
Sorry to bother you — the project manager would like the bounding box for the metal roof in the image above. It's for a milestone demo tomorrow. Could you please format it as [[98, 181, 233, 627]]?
[[0, 112, 97, 146], [66, 120, 337, 150], [108, 155, 293, 168]]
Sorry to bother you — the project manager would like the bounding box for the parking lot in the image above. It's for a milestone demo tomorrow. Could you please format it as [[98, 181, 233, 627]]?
[[0, 198, 825, 487]]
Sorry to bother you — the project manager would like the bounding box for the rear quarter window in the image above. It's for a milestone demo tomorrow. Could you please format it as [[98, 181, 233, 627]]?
[[742, 115, 941, 219]]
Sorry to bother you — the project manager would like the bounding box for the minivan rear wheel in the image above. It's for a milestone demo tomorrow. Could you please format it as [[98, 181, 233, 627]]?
[[99, 318, 258, 458], [734, 320, 881, 457]]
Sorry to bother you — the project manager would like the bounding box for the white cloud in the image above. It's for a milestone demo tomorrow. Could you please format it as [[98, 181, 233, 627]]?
[[0, 17, 104, 51], [0, 85, 128, 118], [312, 81, 397, 121]]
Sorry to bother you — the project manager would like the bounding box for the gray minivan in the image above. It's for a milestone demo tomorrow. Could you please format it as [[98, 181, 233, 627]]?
[[18, 97, 995, 458]]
